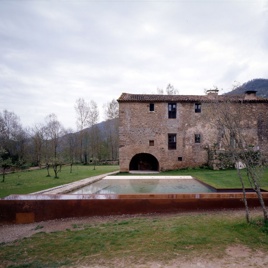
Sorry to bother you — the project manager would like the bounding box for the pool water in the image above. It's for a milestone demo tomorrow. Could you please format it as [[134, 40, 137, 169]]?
[[71, 177, 215, 194]]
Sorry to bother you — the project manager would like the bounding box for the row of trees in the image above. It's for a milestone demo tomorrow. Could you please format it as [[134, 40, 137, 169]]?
[[0, 98, 119, 180], [0, 83, 177, 180]]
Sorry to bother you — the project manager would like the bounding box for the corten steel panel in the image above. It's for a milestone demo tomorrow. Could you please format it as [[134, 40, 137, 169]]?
[[16, 212, 35, 224], [1, 194, 268, 224]]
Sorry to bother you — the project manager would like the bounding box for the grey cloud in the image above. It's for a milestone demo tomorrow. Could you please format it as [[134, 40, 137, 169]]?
[[0, 0, 267, 128]]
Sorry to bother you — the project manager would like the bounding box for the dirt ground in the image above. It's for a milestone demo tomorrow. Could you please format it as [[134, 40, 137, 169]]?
[[1, 210, 268, 268]]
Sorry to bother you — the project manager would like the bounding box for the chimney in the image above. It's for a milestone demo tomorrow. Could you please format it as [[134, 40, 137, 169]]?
[[206, 89, 219, 99], [244, 90, 257, 100]]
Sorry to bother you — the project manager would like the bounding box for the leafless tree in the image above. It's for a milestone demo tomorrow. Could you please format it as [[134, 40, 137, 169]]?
[[75, 98, 90, 163], [0, 110, 22, 141], [166, 84, 179, 95], [87, 100, 99, 169], [16, 127, 29, 165], [156, 84, 179, 95], [63, 128, 77, 173], [213, 98, 268, 223], [30, 124, 46, 168], [0, 148, 12, 182], [103, 99, 119, 161], [0, 110, 26, 166], [44, 114, 65, 178], [104, 99, 119, 120]]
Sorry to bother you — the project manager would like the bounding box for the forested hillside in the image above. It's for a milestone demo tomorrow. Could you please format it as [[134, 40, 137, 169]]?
[[226, 79, 268, 98]]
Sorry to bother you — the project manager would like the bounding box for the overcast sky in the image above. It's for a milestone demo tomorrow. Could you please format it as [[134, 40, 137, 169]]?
[[1, 0, 268, 130]]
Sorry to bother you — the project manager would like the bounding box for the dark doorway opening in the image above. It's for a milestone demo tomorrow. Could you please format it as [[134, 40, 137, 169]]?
[[129, 153, 159, 171]]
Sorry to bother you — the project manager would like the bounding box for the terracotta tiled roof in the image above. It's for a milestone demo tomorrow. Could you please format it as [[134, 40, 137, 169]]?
[[117, 93, 268, 103]]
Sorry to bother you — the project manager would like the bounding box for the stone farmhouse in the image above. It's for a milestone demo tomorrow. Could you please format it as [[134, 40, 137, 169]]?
[[117, 90, 268, 172]]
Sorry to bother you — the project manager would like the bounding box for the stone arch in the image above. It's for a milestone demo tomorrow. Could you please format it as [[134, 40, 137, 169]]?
[[129, 153, 159, 171]]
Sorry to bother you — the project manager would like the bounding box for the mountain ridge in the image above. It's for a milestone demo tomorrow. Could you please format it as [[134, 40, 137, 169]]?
[[225, 78, 268, 98]]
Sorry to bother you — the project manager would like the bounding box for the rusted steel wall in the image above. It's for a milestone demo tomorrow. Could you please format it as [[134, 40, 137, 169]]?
[[1, 193, 267, 224]]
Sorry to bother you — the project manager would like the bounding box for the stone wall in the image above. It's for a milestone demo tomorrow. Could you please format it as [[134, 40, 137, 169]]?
[[118, 95, 268, 172]]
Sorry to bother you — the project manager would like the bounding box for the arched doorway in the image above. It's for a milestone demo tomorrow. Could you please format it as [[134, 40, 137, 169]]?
[[129, 153, 159, 171]]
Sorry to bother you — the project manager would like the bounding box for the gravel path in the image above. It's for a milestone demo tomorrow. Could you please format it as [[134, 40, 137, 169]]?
[[0, 215, 124, 243]]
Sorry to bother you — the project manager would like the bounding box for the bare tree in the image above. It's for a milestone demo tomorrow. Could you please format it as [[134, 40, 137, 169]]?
[[75, 98, 90, 130], [156, 84, 179, 95], [166, 84, 179, 95], [30, 124, 46, 168], [104, 99, 119, 120], [15, 127, 29, 167], [75, 98, 90, 163], [87, 100, 99, 128], [103, 99, 119, 161], [87, 100, 99, 169], [213, 98, 268, 222], [0, 110, 26, 166], [0, 110, 22, 142], [44, 114, 65, 178], [63, 128, 77, 173], [0, 148, 12, 182]]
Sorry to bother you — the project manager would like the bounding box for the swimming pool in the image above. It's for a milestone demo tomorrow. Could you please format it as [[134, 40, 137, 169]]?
[[71, 176, 216, 194]]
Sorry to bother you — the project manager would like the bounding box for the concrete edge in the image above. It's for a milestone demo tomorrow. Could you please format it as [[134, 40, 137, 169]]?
[[31, 171, 119, 195]]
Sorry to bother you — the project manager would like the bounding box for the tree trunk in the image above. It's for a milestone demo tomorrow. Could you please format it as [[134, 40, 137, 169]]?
[[253, 179, 268, 222], [46, 163, 50, 177], [84, 153, 88, 164], [93, 158, 96, 170], [53, 164, 59, 178], [248, 168, 268, 222], [70, 163, 73, 173], [237, 168, 250, 223], [2, 171, 5, 182]]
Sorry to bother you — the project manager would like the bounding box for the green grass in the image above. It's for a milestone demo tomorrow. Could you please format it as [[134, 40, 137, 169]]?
[[1, 167, 268, 266], [119, 168, 268, 190], [159, 168, 268, 190], [1, 212, 268, 267], [0, 165, 119, 198], [1, 166, 268, 198]]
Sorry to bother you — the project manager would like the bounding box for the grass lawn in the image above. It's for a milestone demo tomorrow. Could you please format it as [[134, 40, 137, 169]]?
[[0, 165, 119, 198], [1, 167, 268, 267], [1, 166, 268, 198], [158, 167, 268, 191], [1, 211, 268, 267], [117, 167, 268, 191]]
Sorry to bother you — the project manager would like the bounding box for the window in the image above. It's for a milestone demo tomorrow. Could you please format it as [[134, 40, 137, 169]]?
[[178, 157, 183, 161], [168, 134, 177, 150], [149, 140, 154, 146], [168, 103, 176, 118], [195, 134, 201, 143], [149, 103, 154, 112], [195, 103, 201, 113]]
